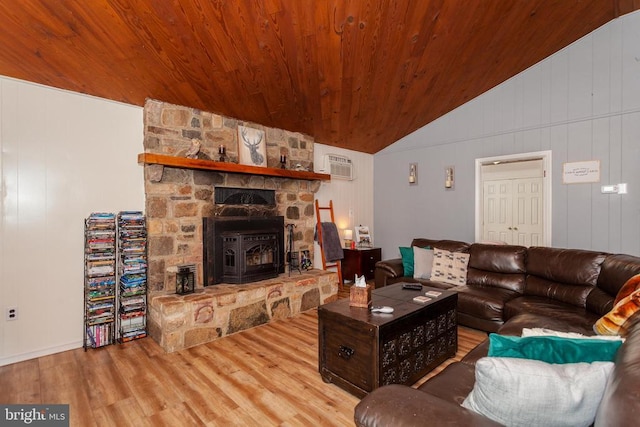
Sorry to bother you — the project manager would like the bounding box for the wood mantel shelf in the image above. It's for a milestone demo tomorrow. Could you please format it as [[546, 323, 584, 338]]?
[[138, 153, 331, 181]]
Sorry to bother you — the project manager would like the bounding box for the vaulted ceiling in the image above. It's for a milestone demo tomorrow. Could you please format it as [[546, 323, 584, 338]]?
[[0, 1, 638, 154]]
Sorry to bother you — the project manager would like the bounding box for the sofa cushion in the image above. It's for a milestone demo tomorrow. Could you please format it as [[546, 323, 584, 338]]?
[[488, 334, 622, 363], [413, 246, 434, 279], [417, 362, 476, 405], [614, 272, 640, 304], [412, 238, 469, 254], [462, 357, 614, 427], [355, 384, 503, 427], [431, 248, 470, 286], [468, 244, 526, 273], [595, 254, 640, 300], [504, 296, 600, 335], [525, 247, 606, 309], [399, 246, 415, 276], [466, 244, 527, 294], [455, 286, 519, 323], [587, 256, 640, 316], [497, 312, 597, 337], [525, 275, 594, 308], [526, 247, 606, 287]]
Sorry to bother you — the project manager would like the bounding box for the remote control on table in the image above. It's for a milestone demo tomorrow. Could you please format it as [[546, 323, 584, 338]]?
[[402, 283, 423, 290], [370, 306, 394, 314]]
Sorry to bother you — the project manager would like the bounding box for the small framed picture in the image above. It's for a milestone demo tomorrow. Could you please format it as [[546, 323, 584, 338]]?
[[238, 125, 267, 167], [355, 225, 372, 248]]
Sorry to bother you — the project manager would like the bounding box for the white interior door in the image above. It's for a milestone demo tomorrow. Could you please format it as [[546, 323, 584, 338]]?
[[512, 178, 543, 246], [475, 152, 551, 246], [483, 177, 543, 245], [483, 180, 513, 243], [480, 159, 545, 246]]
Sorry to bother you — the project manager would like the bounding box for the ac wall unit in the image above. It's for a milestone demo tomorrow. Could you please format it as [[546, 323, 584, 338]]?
[[321, 154, 354, 180]]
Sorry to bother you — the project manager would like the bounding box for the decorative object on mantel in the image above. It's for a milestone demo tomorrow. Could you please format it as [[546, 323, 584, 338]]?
[[185, 138, 201, 159], [137, 153, 331, 181], [280, 154, 287, 169], [218, 144, 226, 162], [294, 163, 308, 171], [238, 125, 267, 167]]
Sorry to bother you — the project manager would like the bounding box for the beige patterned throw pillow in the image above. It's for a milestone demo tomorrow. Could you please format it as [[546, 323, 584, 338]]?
[[431, 248, 470, 286]]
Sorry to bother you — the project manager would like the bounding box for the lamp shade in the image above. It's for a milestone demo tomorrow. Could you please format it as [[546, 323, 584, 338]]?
[[344, 229, 353, 240]]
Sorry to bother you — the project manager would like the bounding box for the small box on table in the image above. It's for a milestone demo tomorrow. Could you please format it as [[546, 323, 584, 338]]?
[[349, 284, 372, 308]]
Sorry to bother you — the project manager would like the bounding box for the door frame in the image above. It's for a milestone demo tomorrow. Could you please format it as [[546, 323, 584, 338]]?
[[474, 150, 552, 246]]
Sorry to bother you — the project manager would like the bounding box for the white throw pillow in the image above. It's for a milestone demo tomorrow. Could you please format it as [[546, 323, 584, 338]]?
[[462, 357, 614, 427], [413, 247, 434, 279], [430, 248, 469, 286], [522, 328, 624, 341]]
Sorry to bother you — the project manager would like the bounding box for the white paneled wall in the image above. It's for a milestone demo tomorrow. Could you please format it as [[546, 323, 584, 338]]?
[[0, 77, 143, 365], [313, 145, 374, 269], [375, 10, 640, 259]]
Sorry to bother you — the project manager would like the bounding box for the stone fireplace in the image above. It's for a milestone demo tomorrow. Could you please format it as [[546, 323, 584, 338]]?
[[142, 99, 339, 352]]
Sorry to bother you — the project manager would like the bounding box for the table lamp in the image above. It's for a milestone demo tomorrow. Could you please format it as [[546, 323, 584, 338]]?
[[344, 229, 353, 248]]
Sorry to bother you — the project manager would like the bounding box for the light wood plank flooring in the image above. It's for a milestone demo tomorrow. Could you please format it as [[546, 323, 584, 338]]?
[[0, 300, 486, 426]]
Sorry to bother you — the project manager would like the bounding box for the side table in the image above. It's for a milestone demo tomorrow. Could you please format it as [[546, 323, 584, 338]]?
[[342, 247, 382, 283]]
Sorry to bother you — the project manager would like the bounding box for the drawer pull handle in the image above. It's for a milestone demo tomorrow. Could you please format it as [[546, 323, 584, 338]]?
[[338, 345, 355, 359]]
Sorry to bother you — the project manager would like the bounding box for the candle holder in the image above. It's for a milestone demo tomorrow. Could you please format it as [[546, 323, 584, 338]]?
[[280, 155, 287, 169], [218, 145, 226, 162]]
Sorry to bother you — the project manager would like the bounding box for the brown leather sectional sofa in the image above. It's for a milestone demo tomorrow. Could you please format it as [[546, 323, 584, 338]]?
[[355, 239, 640, 426]]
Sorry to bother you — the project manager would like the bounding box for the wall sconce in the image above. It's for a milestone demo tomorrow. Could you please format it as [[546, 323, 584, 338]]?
[[409, 163, 418, 185], [445, 166, 454, 189], [344, 229, 353, 248]]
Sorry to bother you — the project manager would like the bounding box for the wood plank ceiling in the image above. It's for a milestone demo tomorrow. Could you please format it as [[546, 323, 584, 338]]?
[[0, 1, 638, 154]]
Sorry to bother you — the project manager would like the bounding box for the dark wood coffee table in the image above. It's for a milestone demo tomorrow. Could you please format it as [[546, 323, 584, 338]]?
[[318, 283, 457, 397]]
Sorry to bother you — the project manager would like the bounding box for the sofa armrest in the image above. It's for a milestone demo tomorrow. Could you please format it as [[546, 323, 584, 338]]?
[[374, 258, 404, 288], [354, 385, 501, 427]]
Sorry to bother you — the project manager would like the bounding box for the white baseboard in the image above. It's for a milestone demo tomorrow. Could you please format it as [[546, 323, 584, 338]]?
[[0, 340, 83, 367]]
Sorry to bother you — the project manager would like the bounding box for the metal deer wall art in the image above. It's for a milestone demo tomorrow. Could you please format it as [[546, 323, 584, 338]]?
[[239, 126, 266, 166]]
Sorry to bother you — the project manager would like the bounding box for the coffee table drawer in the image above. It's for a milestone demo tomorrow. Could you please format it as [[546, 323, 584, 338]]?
[[321, 315, 375, 391]]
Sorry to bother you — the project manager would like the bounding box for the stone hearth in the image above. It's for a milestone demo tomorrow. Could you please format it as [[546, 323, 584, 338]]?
[[148, 270, 338, 352]]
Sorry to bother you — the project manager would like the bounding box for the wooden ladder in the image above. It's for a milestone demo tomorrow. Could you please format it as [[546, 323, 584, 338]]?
[[315, 200, 343, 289]]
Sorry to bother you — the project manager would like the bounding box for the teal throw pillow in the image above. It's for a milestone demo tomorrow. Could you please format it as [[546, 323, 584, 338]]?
[[399, 247, 414, 277], [488, 333, 622, 364], [399, 246, 431, 277]]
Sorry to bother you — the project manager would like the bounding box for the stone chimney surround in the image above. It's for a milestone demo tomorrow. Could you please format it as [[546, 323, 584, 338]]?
[[142, 99, 338, 352]]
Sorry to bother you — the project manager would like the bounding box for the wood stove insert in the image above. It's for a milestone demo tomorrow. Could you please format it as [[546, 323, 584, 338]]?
[[203, 216, 285, 285]]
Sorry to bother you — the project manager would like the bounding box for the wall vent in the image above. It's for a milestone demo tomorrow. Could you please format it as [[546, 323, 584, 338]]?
[[322, 154, 353, 180]]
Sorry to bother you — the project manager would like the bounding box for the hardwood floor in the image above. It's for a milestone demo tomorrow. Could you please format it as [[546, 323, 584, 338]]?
[[0, 292, 486, 426]]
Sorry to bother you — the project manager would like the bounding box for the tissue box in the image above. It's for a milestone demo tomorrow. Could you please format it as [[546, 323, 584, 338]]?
[[350, 284, 372, 308]]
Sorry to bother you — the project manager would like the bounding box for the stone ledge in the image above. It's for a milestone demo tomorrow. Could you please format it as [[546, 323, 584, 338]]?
[[148, 269, 339, 352]]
